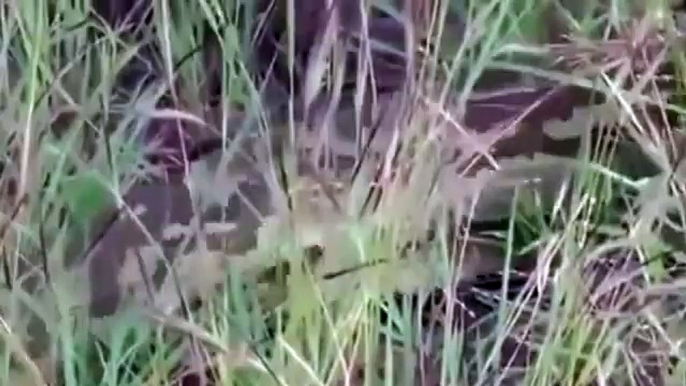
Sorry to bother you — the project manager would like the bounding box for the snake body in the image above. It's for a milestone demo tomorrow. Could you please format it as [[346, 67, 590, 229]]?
[[67, 0, 680, 318], [70, 78, 668, 318]]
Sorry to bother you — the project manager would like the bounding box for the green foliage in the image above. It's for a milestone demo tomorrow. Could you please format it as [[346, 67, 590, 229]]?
[[0, 0, 685, 385]]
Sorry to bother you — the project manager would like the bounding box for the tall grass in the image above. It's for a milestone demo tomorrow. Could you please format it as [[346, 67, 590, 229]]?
[[0, 0, 686, 385]]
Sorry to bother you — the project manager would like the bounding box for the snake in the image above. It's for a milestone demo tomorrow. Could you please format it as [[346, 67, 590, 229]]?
[[51, 0, 682, 319], [64, 76, 674, 319]]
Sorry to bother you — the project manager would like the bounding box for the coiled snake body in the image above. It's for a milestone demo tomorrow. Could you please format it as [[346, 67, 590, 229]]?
[[72, 81, 663, 318]]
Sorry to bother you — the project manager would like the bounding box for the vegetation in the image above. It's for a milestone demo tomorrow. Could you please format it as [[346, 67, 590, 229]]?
[[1, 0, 686, 384]]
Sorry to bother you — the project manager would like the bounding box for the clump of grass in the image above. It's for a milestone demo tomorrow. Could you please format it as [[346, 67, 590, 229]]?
[[3, 0, 686, 385]]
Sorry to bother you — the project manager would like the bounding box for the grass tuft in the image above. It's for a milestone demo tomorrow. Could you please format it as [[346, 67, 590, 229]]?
[[3, 0, 686, 385]]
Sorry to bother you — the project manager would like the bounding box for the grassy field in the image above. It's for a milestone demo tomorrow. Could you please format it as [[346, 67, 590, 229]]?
[[2, 0, 686, 385]]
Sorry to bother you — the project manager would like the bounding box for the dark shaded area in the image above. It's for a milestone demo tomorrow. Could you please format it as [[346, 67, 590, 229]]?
[[91, 0, 152, 33], [380, 252, 541, 383], [375, 248, 669, 385], [90, 0, 159, 93], [253, 0, 411, 98]]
